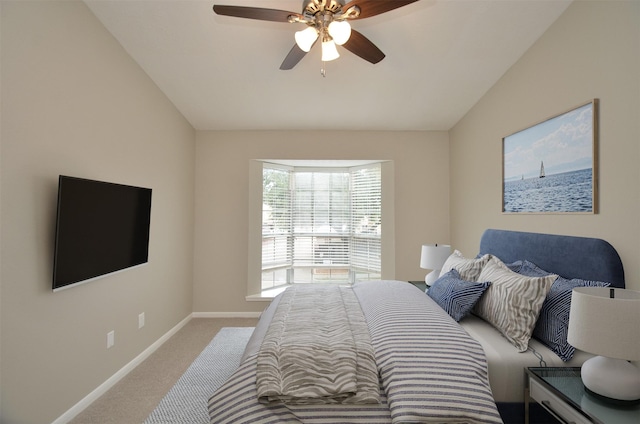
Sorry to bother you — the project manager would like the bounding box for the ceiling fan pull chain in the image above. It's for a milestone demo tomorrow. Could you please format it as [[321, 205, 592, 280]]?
[[321, 61, 327, 77]]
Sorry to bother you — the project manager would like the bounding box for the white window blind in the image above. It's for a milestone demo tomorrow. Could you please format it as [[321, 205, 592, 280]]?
[[262, 167, 292, 288], [261, 163, 381, 289], [351, 165, 382, 274]]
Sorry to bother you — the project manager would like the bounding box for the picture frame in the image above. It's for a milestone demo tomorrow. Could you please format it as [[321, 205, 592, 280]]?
[[502, 99, 599, 214]]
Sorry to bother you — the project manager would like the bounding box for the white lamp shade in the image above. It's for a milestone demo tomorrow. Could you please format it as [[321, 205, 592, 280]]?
[[321, 39, 340, 61], [420, 244, 451, 271], [295, 27, 319, 52], [328, 20, 351, 45], [567, 287, 640, 360]]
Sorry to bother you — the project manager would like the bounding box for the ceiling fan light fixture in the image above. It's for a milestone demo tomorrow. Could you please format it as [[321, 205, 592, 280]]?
[[327, 20, 351, 45], [321, 39, 340, 61], [295, 26, 319, 52]]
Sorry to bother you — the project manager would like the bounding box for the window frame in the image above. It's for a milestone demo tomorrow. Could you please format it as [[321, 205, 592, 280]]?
[[247, 160, 395, 299]]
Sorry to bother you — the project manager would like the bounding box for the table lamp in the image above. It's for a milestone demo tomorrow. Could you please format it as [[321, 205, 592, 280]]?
[[420, 244, 451, 286], [567, 287, 640, 403]]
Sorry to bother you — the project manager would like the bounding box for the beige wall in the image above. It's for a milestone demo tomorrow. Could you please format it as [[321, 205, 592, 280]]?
[[193, 131, 450, 313], [450, 1, 640, 291], [1, 2, 195, 423]]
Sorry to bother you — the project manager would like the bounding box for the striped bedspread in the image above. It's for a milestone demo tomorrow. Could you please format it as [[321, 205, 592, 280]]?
[[256, 285, 379, 405], [208, 280, 503, 424]]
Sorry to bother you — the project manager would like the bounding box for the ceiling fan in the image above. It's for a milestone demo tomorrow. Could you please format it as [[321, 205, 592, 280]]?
[[213, 0, 419, 72]]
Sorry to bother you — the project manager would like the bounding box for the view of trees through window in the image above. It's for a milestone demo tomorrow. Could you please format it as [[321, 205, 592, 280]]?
[[262, 163, 381, 290]]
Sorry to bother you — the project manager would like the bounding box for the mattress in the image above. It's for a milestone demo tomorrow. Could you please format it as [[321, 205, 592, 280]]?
[[460, 314, 592, 403]]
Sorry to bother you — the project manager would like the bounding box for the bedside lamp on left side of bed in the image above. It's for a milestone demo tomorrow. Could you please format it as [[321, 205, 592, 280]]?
[[567, 287, 640, 404], [420, 244, 451, 286]]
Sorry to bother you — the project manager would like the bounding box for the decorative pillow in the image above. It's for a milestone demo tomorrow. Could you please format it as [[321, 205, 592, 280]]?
[[536, 282, 611, 361], [476, 255, 522, 273], [427, 269, 491, 322], [518, 260, 553, 278], [516, 260, 611, 360], [474, 257, 557, 352], [439, 250, 491, 282], [505, 260, 523, 273]]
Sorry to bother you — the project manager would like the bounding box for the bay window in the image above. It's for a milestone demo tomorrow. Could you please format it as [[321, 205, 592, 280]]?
[[261, 162, 382, 290]]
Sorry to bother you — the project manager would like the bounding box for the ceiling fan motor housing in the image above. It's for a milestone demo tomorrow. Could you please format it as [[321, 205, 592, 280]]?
[[303, 0, 345, 17]]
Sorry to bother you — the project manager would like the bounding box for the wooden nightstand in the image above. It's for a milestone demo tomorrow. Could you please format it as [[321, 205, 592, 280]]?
[[525, 367, 640, 424]]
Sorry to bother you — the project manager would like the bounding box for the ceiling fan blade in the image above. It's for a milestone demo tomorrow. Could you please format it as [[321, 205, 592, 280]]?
[[280, 44, 309, 70], [213, 5, 303, 23], [341, 0, 419, 20], [342, 30, 385, 64]]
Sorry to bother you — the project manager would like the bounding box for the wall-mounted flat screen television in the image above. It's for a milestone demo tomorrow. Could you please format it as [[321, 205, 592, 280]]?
[[52, 176, 152, 291]]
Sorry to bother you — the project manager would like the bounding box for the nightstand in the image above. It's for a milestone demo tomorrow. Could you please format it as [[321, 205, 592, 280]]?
[[408, 280, 428, 292], [525, 367, 640, 424]]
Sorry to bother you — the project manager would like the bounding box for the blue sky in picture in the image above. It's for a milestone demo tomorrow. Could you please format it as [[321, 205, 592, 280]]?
[[503, 102, 594, 181]]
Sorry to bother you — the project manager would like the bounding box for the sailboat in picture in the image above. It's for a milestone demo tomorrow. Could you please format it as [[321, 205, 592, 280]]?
[[539, 161, 546, 178]]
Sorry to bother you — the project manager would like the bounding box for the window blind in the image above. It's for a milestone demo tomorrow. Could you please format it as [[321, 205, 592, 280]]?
[[262, 167, 292, 288], [351, 165, 382, 273], [262, 163, 381, 288]]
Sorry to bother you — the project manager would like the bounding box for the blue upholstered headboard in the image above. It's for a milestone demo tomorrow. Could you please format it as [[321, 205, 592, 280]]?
[[478, 229, 625, 288]]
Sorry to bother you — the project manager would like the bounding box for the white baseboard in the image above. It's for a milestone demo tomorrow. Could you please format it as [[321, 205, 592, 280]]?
[[52, 314, 193, 424], [192, 311, 262, 318]]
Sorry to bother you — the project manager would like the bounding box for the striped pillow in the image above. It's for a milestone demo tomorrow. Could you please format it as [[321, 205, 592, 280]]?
[[505, 260, 523, 273], [427, 269, 491, 322], [439, 250, 491, 282], [536, 277, 610, 360], [518, 261, 611, 361], [518, 260, 553, 278], [474, 257, 557, 352]]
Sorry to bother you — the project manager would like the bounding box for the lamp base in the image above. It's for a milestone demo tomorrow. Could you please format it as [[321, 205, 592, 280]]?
[[581, 356, 640, 403], [425, 270, 440, 286], [584, 386, 640, 406]]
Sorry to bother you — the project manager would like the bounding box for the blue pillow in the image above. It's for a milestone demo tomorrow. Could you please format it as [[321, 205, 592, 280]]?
[[518, 260, 610, 361], [519, 260, 553, 277], [427, 269, 491, 322], [505, 260, 523, 273], [533, 276, 610, 361]]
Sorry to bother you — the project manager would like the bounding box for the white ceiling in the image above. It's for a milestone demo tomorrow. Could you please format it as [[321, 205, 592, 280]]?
[[84, 0, 572, 131]]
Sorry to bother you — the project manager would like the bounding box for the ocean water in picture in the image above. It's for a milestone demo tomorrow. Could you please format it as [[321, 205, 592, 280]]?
[[503, 168, 593, 213]]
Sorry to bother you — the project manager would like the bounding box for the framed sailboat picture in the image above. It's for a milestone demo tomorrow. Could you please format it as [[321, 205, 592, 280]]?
[[502, 99, 598, 213]]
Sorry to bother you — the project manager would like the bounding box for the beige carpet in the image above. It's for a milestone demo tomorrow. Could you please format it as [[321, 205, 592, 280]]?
[[69, 318, 258, 424]]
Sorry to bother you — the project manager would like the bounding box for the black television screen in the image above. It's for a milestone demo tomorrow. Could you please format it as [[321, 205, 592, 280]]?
[[52, 176, 152, 291]]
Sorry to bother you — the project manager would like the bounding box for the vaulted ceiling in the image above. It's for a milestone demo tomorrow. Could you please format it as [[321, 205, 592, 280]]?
[[84, 0, 572, 131]]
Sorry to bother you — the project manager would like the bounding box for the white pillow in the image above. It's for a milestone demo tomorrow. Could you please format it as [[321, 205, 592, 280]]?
[[439, 250, 491, 282], [474, 256, 557, 352]]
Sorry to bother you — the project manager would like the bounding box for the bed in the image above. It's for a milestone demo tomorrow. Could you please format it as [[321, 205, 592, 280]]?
[[208, 229, 625, 423], [465, 229, 625, 421]]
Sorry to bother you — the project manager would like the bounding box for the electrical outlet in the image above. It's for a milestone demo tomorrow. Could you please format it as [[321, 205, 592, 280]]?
[[138, 312, 145, 329], [107, 330, 115, 349]]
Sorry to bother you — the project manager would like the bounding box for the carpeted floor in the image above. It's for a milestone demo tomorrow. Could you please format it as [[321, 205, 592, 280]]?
[[69, 318, 258, 424], [144, 327, 254, 424]]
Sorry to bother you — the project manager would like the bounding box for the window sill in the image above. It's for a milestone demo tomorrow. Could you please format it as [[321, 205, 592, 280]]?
[[245, 286, 288, 302]]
